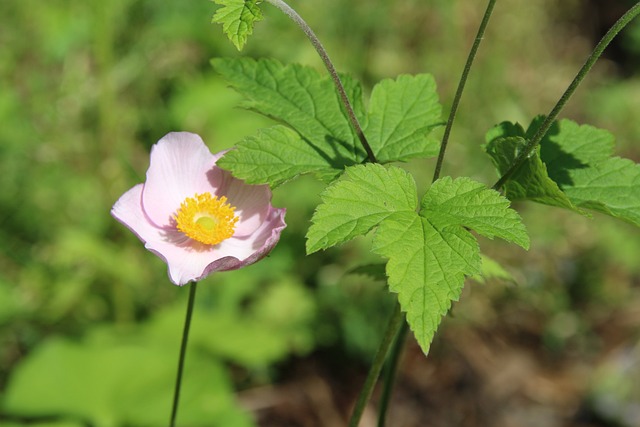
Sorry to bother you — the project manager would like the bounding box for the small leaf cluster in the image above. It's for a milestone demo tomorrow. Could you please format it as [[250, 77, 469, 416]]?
[[485, 116, 640, 226]]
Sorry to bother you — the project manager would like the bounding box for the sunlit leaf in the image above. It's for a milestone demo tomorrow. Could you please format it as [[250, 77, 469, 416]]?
[[307, 166, 528, 353], [365, 74, 443, 162], [306, 164, 417, 253], [212, 0, 263, 51], [212, 57, 366, 183]]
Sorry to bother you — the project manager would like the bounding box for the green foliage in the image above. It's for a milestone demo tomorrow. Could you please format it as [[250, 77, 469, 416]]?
[[365, 74, 443, 162], [213, 57, 367, 183], [485, 117, 640, 226], [484, 136, 576, 210], [219, 125, 337, 187], [307, 165, 528, 353], [306, 164, 418, 253], [2, 269, 316, 426], [212, 0, 263, 51], [420, 177, 530, 248], [2, 331, 253, 427], [214, 58, 443, 186]]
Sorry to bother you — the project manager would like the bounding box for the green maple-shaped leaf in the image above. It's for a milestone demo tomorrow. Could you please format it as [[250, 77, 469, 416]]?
[[212, 0, 263, 51], [420, 176, 530, 248], [219, 126, 339, 187], [306, 164, 529, 353], [213, 57, 366, 183], [213, 58, 443, 186], [306, 164, 417, 253], [485, 117, 640, 226], [365, 74, 443, 162], [372, 211, 480, 354]]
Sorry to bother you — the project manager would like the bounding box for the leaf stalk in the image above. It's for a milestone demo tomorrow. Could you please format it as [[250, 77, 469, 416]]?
[[264, 0, 377, 163], [493, 1, 640, 190], [433, 0, 497, 182]]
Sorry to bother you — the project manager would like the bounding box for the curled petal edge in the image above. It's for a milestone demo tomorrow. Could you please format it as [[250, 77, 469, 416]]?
[[192, 206, 287, 282]]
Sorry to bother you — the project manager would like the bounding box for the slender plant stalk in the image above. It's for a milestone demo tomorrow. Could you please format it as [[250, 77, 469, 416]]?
[[376, 321, 408, 427], [348, 302, 404, 427], [433, 0, 497, 182], [493, 1, 640, 190], [264, 0, 377, 163], [368, 2, 500, 424], [169, 282, 198, 427]]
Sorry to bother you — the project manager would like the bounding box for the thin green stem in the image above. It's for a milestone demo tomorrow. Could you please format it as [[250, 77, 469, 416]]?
[[493, 1, 640, 190], [169, 282, 198, 427], [376, 321, 408, 427], [348, 302, 404, 427], [264, 0, 377, 163], [433, 0, 497, 182], [371, 1, 499, 424]]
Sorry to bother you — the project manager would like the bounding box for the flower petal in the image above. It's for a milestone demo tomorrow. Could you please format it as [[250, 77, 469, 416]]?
[[209, 168, 271, 236], [112, 183, 209, 286], [142, 132, 221, 227], [201, 206, 287, 274], [111, 183, 170, 253], [150, 206, 286, 286]]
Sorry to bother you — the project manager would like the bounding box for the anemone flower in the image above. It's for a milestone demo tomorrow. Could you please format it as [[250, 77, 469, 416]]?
[[111, 132, 286, 286]]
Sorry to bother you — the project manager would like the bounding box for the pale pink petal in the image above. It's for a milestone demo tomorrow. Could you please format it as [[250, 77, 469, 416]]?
[[145, 231, 226, 286], [200, 206, 287, 274], [209, 169, 271, 236], [111, 184, 212, 286], [111, 184, 170, 254], [143, 132, 222, 227]]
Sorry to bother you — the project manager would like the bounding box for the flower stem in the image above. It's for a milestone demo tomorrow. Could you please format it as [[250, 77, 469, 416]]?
[[432, 0, 498, 182], [492, 1, 640, 191], [169, 282, 198, 427], [348, 302, 404, 427], [264, 0, 377, 163]]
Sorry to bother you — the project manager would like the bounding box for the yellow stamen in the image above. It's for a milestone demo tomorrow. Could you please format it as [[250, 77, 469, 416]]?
[[174, 193, 238, 245]]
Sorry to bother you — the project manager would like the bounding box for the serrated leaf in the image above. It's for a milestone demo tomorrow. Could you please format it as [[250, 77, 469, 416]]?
[[372, 211, 480, 354], [212, 57, 366, 171], [365, 74, 443, 162], [212, 0, 263, 51], [484, 135, 577, 210], [217, 125, 338, 187], [421, 176, 529, 249], [562, 156, 640, 226], [306, 164, 417, 253], [485, 117, 640, 226], [534, 118, 615, 183], [307, 169, 528, 354]]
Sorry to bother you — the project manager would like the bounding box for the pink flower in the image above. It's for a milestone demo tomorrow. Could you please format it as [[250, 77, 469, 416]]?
[[111, 132, 286, 286]]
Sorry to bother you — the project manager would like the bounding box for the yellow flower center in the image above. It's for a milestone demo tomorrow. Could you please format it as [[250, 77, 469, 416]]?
[[174, 193, 239, 245]]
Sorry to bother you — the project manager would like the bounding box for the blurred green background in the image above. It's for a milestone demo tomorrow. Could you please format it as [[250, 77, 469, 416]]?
[[1, 0, 640, 426]]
